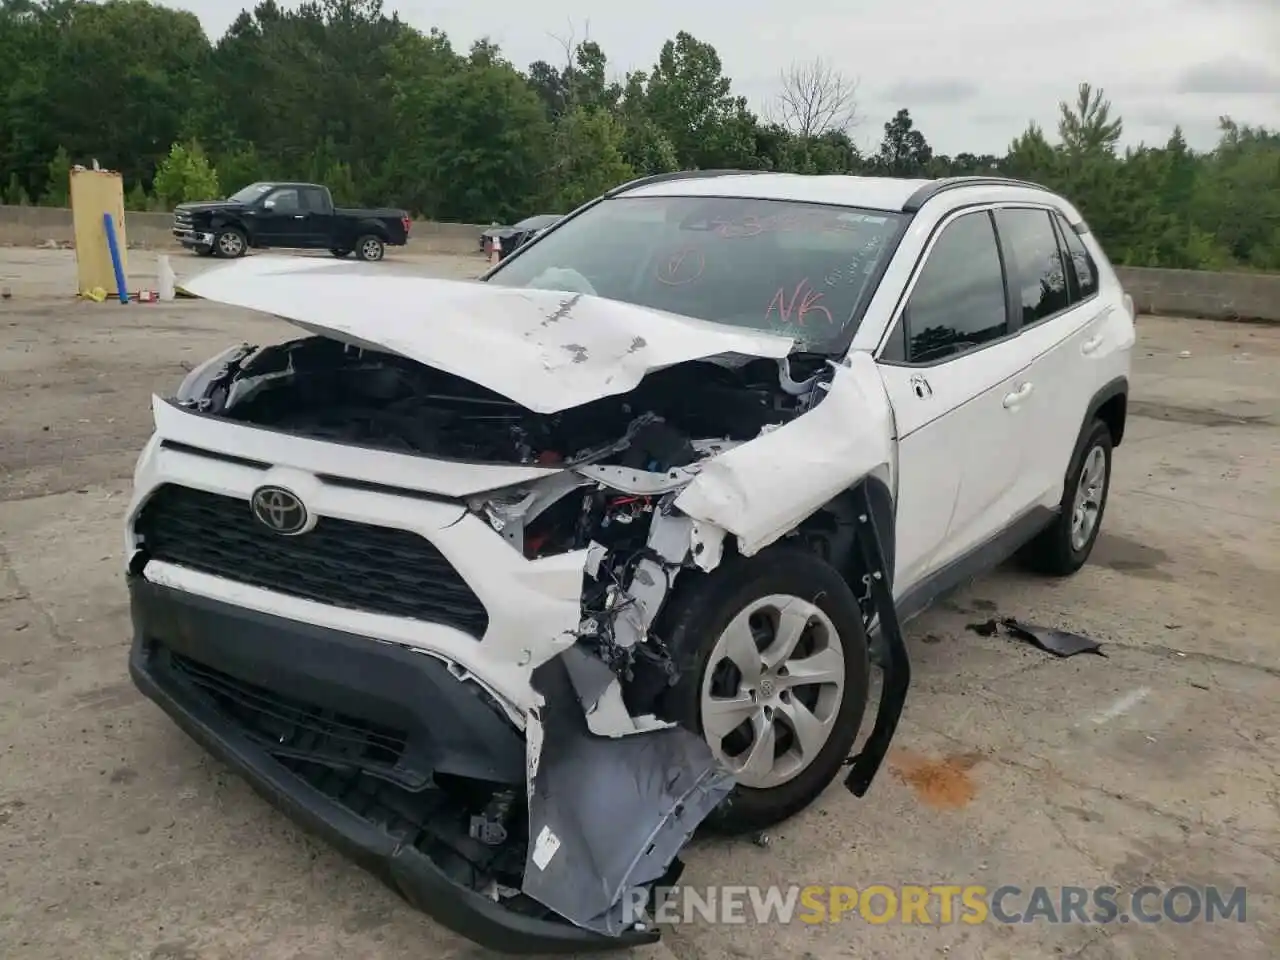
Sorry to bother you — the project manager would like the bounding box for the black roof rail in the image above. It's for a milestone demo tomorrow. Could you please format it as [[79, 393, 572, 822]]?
[[605, 169, 768, 197], [902, 176, 1051, 213]]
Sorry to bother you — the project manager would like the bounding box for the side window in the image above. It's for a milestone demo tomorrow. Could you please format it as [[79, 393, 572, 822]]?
[[901, 211, 1009, 364], [268, 188, 299, 213], [1054, 212, 1098, 301], [299, 187, 327, 213], [994, 208, 1070, 326]]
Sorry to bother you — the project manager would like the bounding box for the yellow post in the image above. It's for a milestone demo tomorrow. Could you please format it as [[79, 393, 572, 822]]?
[[70, 167, 129, 297]]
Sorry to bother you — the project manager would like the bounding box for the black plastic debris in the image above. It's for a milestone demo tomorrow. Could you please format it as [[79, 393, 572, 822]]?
[[964, 616, 1104, 658], [1000, 618, 1105, 658]]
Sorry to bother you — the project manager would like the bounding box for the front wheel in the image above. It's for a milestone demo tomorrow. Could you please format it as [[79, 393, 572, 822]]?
[[1018, 418, 1113, 576], [657, 546, 871, 834], [355, 235, 385, 262], [213, 228, 247, 259]]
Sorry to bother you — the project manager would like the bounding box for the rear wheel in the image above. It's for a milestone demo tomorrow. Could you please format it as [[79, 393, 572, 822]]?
[[356, 235, 385, 262], [657, 546, 870, 834], [1018, 418, 1113, 576]]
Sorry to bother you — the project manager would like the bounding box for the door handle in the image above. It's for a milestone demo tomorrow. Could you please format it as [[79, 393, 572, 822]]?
[[294, 215, 305, 220], [1081, 334, 1103, 355], [1002, 382, 1034, 408], [909, 374, 932, 399]]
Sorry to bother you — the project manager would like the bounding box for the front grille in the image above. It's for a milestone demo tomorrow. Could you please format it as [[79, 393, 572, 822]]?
[[136, 484, 489, 637]]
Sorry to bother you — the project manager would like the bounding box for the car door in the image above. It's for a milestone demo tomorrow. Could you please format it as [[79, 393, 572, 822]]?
[[876, 209, 1042, 598], [297, 186, 333, 248], [256, 187, 305, 245], [991, 207, 1108, 513]]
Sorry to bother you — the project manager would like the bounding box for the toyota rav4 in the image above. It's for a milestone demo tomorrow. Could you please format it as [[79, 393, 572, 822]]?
[[125, 172, 1134, 953]]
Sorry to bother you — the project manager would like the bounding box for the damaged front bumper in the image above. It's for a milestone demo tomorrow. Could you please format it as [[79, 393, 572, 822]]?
[[127, 574, 727, 952]]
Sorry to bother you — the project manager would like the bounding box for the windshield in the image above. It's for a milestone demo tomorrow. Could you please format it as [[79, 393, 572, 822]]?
[[229, 182, 274, 204], [485, 195, 905, 352]]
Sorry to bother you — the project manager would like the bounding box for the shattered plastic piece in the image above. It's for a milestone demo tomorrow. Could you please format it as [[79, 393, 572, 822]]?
[[561, 645, 616, 714], [689, 520, 727, 572], [522, 654, 734, 935], [1000, 618, 1105, 658], [583, 542, 608, 579]]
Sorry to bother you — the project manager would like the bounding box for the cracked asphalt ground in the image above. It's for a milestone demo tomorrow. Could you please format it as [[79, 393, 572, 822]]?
[[1, 249, 1277, 960]]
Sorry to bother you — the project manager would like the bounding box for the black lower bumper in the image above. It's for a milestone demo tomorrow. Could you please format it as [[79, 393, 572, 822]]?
[[127, 574, 658, 953]]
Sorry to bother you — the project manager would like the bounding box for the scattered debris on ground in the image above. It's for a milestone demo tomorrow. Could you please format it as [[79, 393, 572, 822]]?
[[966, 617, 1104, 658]]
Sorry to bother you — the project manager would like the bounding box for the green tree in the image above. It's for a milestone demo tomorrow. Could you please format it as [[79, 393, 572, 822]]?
[[40, 145, 71, 206], [644, 32, 759, 169], [389, 39, 550, 221], [1058, 82, 1123, 157], [152, 139, 219, 208], [213, 144, 268, 195], [545, 106, 634, 211], [124, 180, 150, 211], [1003, 122, 1059, 183], [4, 172, 31, 205], [34, 0, 211, 188], [874, 108, 933, 176], [1192, 118, 1280, 269]]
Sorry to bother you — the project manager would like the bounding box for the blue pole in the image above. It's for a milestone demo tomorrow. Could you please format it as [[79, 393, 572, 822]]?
[[102, 211, 129, 304]]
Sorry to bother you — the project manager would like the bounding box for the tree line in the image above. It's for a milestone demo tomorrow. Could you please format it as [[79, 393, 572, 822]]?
[[2, 0, 1277, 271]]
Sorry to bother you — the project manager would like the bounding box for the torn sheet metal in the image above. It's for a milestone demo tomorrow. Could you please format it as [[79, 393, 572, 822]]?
[[522, 654, 734, 935], [674, 352, 896, 556], [180, 256, 796, 415]]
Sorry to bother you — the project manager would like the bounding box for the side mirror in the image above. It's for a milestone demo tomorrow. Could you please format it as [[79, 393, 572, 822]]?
[[262, 198, 276, 210]]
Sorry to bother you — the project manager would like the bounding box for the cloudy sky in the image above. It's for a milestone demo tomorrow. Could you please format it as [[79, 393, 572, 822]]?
[[163, 0, 1279, 156]]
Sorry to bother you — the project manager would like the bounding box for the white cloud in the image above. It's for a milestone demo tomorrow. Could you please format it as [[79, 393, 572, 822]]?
[[159, 0, 1280, 155]]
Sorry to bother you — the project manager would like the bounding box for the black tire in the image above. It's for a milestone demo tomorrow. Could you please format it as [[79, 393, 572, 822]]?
[[656, 545, 871, 835], [355, 235, 385, 262], [213, 228, 247, 259], [330, 247, 351, 258], [1018, 418, 1113, 576]]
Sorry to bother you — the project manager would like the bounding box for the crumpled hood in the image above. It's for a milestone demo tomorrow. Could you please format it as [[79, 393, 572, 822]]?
[[181, 256, 797, 414]]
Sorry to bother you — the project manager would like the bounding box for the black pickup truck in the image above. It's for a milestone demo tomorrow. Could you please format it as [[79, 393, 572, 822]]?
[[172, 182, 411, 261]]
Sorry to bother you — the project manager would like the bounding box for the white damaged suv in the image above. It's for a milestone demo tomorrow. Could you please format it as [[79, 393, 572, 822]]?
[[126, 172, 1134, 952]]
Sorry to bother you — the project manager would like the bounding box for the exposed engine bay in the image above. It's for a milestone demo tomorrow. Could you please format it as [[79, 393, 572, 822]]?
[[183, 334, 831, 467]]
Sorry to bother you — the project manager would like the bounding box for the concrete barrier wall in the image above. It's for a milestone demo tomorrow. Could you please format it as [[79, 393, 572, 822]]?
[[1114, 266, 1279, 323], [2, 205, 1277, 320], [0, 204, 485, 256]]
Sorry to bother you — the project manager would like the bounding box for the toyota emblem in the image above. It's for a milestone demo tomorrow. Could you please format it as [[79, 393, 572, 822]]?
[[250, 486, 309, 535]]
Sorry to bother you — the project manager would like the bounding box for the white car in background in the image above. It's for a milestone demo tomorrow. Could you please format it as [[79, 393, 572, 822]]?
[[124, 172, 1134, 953]]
